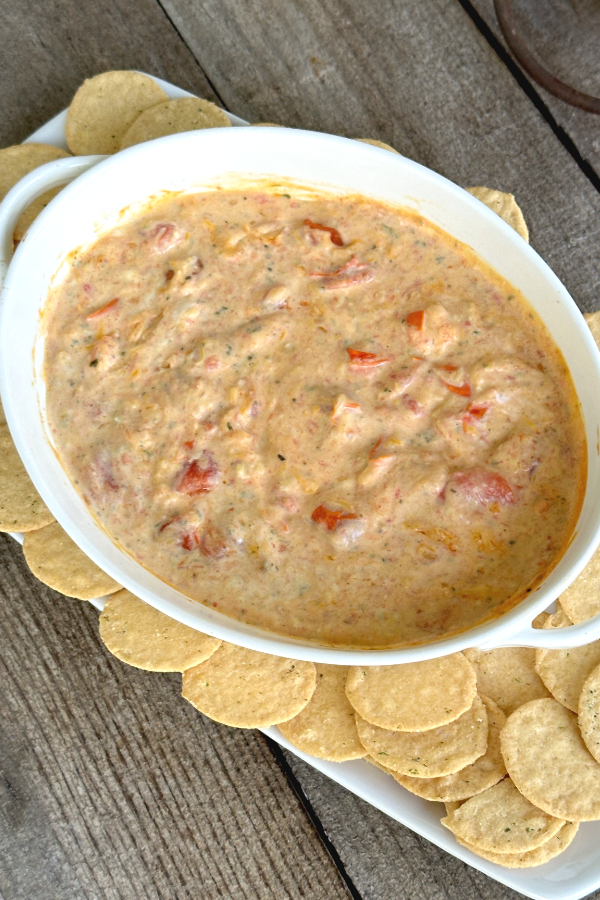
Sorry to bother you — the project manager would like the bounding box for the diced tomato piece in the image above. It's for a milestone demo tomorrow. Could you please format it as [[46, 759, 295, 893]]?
[[441, 379, 471, 397], [449, 469, 514, 505], [170, 518, 227, 556], [347, 348, 375, 361], [406, 310, 424, 329], [404, 396, 421, 415], [148, 222, 184, 253], [462, 403, 488, 433], [323, 269, 375, 289], [310, 256, 368, 277], [303, 219, 343, 246], [176, 452, 220, 495], [312, 505, 358, 530], [347, 348, 390, 367], [180, 530, 200, 551], [199, 522, 229, 558], [183, 440, 195, 450], [466, 404, 487, 418], [86, 297, 118, 321], [310, 256, 374, 288], [440, 364, 458, 372]]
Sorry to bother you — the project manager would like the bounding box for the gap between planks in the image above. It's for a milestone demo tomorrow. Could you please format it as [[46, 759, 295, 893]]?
[[456, 0, 600, 194]]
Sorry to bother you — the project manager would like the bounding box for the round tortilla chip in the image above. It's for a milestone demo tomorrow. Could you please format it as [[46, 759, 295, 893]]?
[[463, 647, 550, 716], [23, 521, 121, 600], [501, 698, 600, 821], [560, 543, 600, 624], [441, 778, 565, 854], [66, 71, 168, 155], [445, 801, 462, 814], [345, 653, 476, 732], [543, 604, 572, 629], [0, 397, 5, 426], [120, 97, 231, 149], [99, 589, 220, 672], [578, 662, 600, 763], [278, 664, 367, 761], [355, 138, 399, 153], [367, 755, 393, 774], [355, 694, 488, 778], [535, 612, 600, 712], [0, 143, 71, 203], [14, 186, 64, 242], [393, 695, 506, 801], [584, 311, 600, 350], [456, 821, 578, 868], [465, 186, 529, 242], [0, 424, 54, 532], [182, 642, 316, 728], [532, 610, 550, 628]]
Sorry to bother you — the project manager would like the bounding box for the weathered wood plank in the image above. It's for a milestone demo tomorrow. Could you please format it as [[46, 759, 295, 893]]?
[[0, 535, 351, 900], [159, 0, 600, 312], [467, 0, 600, 178], [281, 751, 599, 900], [0, 0, 219, 148], [1, 0, 600, 896]]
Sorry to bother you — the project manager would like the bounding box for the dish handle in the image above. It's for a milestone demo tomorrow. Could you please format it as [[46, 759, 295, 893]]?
[[476, 610, 600, 650], [0, 155, 105, 288]]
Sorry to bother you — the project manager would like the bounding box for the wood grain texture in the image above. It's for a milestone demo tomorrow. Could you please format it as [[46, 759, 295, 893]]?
[[281, 751, 600, 900], [0, 535, 351, 900], [0, 0, 219, 148], [160, 0, 600, 312], [2, 0, 600, 896], [468, 0, 600, 176]]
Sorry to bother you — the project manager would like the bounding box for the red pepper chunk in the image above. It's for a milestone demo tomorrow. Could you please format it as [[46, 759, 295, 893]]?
[[462, 404, 487, 433], [466, 404, 487, 418], [347, 348, 390, 367], [451, 469, 514, 505], [406, 309, 424, 329], [198, 522, 229, 558], [180, 530, 200, 551], [303, 219, 344, 246], [176, 453, 220, 495], [86, 297, 119, 321], [312, 505, 358, 530], [158, 517, 204, 551], [441, 379, 472, 397]]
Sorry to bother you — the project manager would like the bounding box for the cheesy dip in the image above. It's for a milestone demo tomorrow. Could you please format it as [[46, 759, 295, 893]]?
[[43, 189, 586, 648]]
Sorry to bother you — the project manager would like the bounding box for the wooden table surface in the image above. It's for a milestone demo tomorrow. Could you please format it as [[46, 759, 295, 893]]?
[[1, 1, 599, 898]]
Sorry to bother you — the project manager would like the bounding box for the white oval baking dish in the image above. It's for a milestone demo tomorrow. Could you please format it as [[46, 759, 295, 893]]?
[[1, 127, 599, 662]]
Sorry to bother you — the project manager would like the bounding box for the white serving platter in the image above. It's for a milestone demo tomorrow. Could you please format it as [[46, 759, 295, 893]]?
[[10, 72, 600, 900]]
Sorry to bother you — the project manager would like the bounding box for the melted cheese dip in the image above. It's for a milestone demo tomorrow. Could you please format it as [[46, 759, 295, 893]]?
[[43, 190, 586, 648]]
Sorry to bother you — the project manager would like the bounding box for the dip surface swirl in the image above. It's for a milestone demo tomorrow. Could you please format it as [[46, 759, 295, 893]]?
[[43, 189, 586, 648]]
